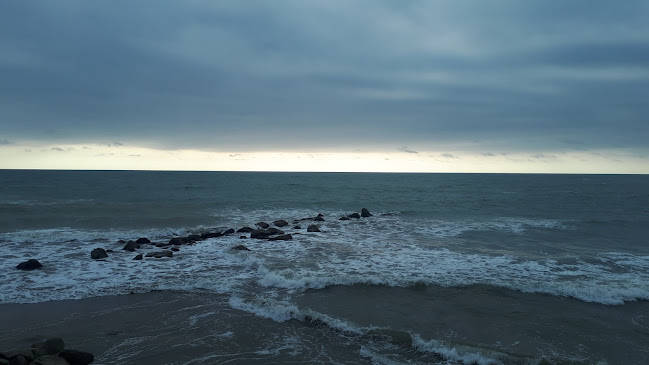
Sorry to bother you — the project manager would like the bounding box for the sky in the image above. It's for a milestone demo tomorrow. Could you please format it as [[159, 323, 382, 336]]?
[[1, 1, 648, 173]]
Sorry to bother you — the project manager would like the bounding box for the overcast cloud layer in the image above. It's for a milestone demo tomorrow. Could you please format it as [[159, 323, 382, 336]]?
[[1, 1, 648, 156]]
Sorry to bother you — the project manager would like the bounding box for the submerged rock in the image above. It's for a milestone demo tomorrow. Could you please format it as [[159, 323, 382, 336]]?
[[273, 219, 289, 227], [16, 259, 42, 270], [307, 225, 321, 232], [236, 227, 254, 233], [169, 237, 187, 245], [348, 213, 361, 219], [233, 245, 250, 251], [222, 228, 235, 235], [90, 248, 108, 260], [133, 254, 143, 260], [31, 338, 64, 357], [361, 208, 373, 217], [255, 222, 270, 229], [135, 237, 150, 244], [314, 216, 325, 222], [338, 216, 350, 221]]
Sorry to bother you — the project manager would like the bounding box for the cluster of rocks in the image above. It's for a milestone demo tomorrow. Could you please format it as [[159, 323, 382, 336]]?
[[15, 208, 374, 269], [0, 338, 93, 365]]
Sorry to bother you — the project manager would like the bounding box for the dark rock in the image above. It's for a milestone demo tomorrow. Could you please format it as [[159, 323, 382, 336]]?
[[201, 232, 222, 239], [222, 228, 235, 235], [105, 249, 115, 253], [122, 241, 139, 252], [239, 236, 247, 239], [9, 356, 29, 365], [269, 234, 293, 241], [171, 247, 179, 252], [42, 338, 64, 355], [156, 243, 171, 248], [90, 248, 108, 260], [307, 225, 321, 232], [58, 350, 94, 365], [293, 225, 301, 229], [314, 216, 325, 221], [273, 219, 289, 227], [250, 229, 271, 239], [186, 234, 203, 242], [133, 254, 143, 260], [255, 222, 270, 229], [4, 349, 34, 361], [145, 251, 173, 258], [236, 227, 254, 233], [266, 227, 285, 236], [338, 216, 350, 221], [361, 208, 373, 217], [233, 245, 250, 251], [16, 259, 42, 270], [32, 355, 70, 365], [169, 237, 187, 245], [348, 213, 361, 219], [135, 237, 150, 244]]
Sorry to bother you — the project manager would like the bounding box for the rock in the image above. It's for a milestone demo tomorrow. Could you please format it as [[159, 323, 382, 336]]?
[[338, 216, 350, 221], [145, 251, 173, 258], [58, 350, 94, 365], [266, 228, 285, 236], [293, 225, 301, 229], [233, 245, 250, 251], [186, 234, 203, 242], [0, 359, 8, 365], [314, 216, 325, 221], [348, 213, 361, 219], [171, 247, 179, 252], [236, 227, 254, 233], [41, 338, 64, 355], [250, 230, 271, 239], [90, 248, 108, 260], [255, 222, 270, 229], [222, 228, 235, 235], [201, 232, 222, 239], [269, 234, 293, 241], [239, 236, 247, 239], [8, 356, 29, 365], [122, 241, 139, 252], [133, 254, 143, 260], [32, 355, 70, 365], [361, 208, 373, 217], [4, 349, 34, 361], [169, 237, 187, 245], [273, 219, 289, 227], [16, 259, 42, 270], [307, 225, 321, 232], [135, 237, 150, 244]]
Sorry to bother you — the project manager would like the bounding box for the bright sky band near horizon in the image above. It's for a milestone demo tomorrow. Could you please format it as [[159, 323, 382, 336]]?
[[1, 1, 648, 173]]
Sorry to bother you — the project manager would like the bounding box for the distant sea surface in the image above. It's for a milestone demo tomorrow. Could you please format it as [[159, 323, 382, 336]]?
[[1, 170, 649, 364]]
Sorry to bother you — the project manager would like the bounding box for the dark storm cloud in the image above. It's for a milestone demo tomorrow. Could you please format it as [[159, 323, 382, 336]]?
[[0, 0, 648, 153]]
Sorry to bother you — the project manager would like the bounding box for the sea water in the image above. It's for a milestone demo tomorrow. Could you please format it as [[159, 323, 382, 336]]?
[[1, 170, 648, 364]]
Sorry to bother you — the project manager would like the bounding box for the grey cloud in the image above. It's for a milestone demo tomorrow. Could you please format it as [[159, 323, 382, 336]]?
[[398, 146, 418, 154], [0, 139, 11, 145], [441, 153, 459, 159], [51, 147, 65, 152], [0, 1, 647, 155]]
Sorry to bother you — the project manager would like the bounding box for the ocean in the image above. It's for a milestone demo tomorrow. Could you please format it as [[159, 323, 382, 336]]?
[[1, 170, 648, 364]]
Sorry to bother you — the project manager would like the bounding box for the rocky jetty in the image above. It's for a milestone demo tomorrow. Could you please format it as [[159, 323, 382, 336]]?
[[0, 338, 94, 365]]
